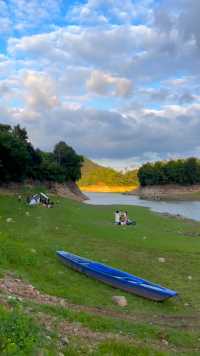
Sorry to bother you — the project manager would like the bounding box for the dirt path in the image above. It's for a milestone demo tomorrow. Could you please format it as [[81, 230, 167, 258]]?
[[7, 299, 178, 354], [0, 274, 199, 331]]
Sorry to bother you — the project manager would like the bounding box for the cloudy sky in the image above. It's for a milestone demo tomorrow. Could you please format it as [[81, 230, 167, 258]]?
[[0, 0, 200, 169]]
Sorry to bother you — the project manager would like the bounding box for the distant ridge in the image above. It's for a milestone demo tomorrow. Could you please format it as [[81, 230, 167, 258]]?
[[78, 158, 138, 192]]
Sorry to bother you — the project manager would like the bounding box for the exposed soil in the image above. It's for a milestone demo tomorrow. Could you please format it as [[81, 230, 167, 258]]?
[[22, 307, 179, 355], [128, 184, 200, 201], [1, 274, 200, 355], [51, 181, 88, 202], [0, 274, 199, 330]]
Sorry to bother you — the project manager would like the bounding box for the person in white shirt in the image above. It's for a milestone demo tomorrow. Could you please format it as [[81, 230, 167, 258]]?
[[115, 210, 120, 225], [29, 198, 37, 206]]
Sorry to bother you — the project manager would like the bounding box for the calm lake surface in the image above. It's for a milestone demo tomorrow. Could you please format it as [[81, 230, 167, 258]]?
[[84, 192, 200, 222]]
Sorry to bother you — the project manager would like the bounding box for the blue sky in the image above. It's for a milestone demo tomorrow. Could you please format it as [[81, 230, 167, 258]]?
[[0, 0, 200, 169]]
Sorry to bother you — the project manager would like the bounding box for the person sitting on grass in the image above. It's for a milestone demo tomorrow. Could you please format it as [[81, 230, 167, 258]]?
[[125, 211, 136, 225], [125, 211, 128, 224], [115, 210, 136, 226], [115, 210, 120, 225], [120, 212, 126, 225]]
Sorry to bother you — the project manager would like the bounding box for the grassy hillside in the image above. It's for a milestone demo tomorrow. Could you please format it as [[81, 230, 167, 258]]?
[[79, 158, 138, 191], [0, 191, 200, 354]]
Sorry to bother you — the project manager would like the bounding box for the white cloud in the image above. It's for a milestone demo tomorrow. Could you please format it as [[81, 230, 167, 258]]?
[[86, 70, 132, 97], [67, 0, 153, 25], [0, 0, 62, 36], [1, 97, 200, 166], [21, 71, 59, 112], [1, 0, 200, 167]]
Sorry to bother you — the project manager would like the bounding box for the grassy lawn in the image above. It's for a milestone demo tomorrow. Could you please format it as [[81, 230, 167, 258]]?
[[0, 192, 200, 355]]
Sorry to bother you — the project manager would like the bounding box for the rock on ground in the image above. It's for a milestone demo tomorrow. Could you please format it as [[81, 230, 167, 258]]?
[[60, 336, 69, 345], [112, 296, 128, 307]]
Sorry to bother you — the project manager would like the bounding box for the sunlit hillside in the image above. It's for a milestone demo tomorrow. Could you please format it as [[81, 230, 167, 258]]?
[[79, 159, 138, 192]]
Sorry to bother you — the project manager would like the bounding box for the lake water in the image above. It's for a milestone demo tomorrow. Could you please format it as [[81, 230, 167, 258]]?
[[84, 192, 200, 222]]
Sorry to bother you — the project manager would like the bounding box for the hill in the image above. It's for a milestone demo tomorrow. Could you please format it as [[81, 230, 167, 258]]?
[[79, 158, 138, 192]]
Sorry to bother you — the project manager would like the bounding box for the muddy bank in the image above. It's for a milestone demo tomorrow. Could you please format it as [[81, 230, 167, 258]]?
[[52, 181, 88, 201], [128, 184, 200, 201]]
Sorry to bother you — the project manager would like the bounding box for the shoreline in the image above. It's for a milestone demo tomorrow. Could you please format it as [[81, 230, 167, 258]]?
[[154, 210, 199, 224], [84, 191, 200, 222], [127, 184, 200, 201], [85, 198, 199, 222]]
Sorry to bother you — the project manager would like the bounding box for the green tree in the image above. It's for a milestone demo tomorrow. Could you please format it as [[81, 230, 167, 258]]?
[[138, 158, 200, 186], [0, 126, 30, 182], [13, 124, 28, 142], [138, 163, 155, 186], [184, 157, 200, 184], [54, 141, 83, 181]]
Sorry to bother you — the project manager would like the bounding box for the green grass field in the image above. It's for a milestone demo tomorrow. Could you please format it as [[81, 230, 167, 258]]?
[[0, 192, 200, 355]]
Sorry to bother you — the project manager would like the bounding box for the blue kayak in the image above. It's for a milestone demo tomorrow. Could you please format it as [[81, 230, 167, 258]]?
[[57, 251, 177, 301]]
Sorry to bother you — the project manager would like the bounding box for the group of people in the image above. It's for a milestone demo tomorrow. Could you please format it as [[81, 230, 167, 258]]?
[[25, 193, 54, 208], [114, 210, 134, 225]]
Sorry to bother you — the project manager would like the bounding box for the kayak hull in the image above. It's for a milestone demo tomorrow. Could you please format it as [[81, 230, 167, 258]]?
[[57, 251, 177, 302]]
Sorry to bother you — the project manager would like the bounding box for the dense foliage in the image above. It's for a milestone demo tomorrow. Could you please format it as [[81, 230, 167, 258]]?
[[0, 124, 83, 183], [138, 158, 200, 186], [79, 158, 138, 186]]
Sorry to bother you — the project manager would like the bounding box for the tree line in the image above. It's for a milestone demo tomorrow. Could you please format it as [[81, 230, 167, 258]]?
[[138, 158, 200, 186], [0, 124, 83, 184]]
